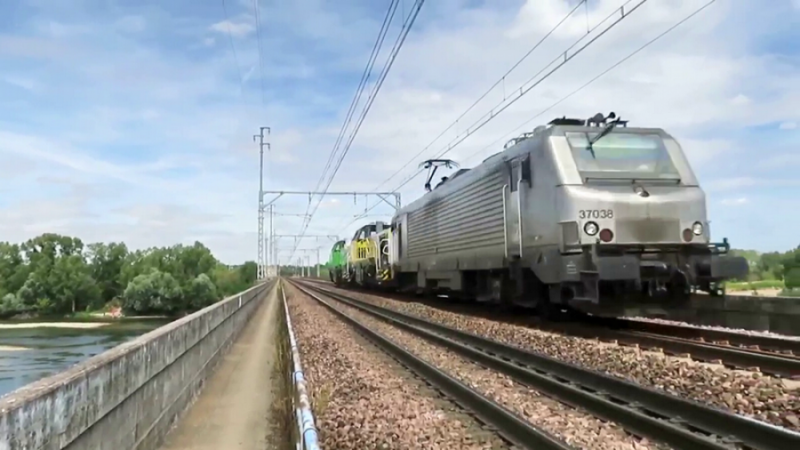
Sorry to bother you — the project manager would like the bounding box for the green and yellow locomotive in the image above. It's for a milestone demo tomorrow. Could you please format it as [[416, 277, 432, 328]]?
[[326, 221, 395, 289]]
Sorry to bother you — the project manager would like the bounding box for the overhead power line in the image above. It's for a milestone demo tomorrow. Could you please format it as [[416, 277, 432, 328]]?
[[307, 0, 401, 203], [289, 0, 426, 261], [348, 0, 717, 226], [297, 0, 401, 239], [459, 0, 718, 168], [251, 0, 269, 106], [221, 0, 245, 94], [351, 0, 647, 220], [428, 0, 648, 160], [371, 0, 590, 193]]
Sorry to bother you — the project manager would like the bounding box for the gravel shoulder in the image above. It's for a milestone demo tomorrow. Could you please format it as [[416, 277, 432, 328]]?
[[284, 282, 510, 450], [315, 284, 800, 432]]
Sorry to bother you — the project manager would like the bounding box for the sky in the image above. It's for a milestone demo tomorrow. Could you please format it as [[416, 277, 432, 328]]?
[[0, 0, 798, 265]]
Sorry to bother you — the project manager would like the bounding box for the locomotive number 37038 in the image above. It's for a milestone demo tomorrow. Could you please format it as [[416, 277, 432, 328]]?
[[579, 209, 614, 219]]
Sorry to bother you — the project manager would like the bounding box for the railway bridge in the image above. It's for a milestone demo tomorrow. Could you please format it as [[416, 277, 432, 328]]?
[[1, 276, 800, 450]]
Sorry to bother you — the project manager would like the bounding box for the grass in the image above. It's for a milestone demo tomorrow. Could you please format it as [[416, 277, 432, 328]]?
[[313, 385, 334, 417], [725, 280, 785, 291]]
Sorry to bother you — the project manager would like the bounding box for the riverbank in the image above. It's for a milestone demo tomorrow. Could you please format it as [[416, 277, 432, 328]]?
[[0, 322, 111, 329], [0, 317, 170, 397]]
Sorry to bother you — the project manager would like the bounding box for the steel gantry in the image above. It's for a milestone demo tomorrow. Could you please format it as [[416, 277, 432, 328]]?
[[276, 247, 327, 277], [260, 189, 401, 262], [262, 190, 401, 211]]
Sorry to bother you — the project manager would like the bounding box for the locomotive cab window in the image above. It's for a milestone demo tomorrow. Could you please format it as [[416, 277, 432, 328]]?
[[510, 163, 520, 191], [521, 154, 532, 184], [508, 156, 531, 192], [565, 132, 680, 181]]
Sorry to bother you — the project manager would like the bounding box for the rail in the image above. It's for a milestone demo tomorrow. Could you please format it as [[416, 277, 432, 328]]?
[[299, 281, 800, 450], [281, 281, 321, 450], [289, 279, 574, 450]]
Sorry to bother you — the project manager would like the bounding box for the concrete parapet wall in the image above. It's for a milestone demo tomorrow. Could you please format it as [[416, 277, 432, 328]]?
[[630, 293, 800, 335], [0, 280, 275, 450], [692, 294, 800, 315], [685, 294, 800, 335]]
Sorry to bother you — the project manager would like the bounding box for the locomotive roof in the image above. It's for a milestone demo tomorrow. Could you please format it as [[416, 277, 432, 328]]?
[[391, 117, 679, 220], [544, 114, 669, 136], [546, 124, 669, 135]]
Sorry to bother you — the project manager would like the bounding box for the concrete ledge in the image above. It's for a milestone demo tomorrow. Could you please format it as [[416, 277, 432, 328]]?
[[0, 280, 276, 450], [692, 293, 800, 315], [629, 293, 800, 336], [681, 294, 800, 335]]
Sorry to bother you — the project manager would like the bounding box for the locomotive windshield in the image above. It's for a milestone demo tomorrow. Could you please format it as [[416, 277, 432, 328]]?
[[565, 131, 680, 180]]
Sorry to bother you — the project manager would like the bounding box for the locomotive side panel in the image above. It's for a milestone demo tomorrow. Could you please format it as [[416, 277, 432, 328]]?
[[517, 137, 564, 283], [401, 164, 507, 273]]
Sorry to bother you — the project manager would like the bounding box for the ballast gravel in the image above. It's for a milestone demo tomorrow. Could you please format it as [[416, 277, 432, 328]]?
[[319, 292, 666, 450], [314, 283, 800, 432], [284, 283, 510, 450]]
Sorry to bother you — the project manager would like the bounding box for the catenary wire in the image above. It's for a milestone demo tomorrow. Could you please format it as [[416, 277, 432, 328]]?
[[345, 0, 718, 230], [289, 0, 426, 261], [370, 0, 591, 193]]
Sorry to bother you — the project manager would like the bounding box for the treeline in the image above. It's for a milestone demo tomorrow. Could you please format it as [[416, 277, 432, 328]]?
[[0, 233, 257, 318], [279, 265, 328, 278], [731, 245, 800, 294]]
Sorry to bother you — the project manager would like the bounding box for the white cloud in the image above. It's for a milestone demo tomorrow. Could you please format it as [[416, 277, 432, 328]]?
[[779, 121, 797, 130], [720, 197, 748, 206], [0, 0, 798, 263], [209, 19, 255, 38]]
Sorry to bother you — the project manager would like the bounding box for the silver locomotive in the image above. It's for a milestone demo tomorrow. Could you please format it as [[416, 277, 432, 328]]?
[[386, 112, 748, 317]]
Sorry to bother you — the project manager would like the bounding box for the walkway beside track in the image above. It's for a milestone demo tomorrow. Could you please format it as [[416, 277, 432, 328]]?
[[160, 287, 282, 450]]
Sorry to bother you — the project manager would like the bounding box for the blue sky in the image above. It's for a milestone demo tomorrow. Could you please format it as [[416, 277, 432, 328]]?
[[0, 0, 798, 265]]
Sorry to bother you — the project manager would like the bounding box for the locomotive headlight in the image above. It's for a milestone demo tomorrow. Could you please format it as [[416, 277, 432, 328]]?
[[692, 221, 704, 236], [584, 221, 599, 236]]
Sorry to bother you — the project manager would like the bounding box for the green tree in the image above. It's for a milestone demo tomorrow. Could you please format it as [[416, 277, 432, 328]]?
[[0, 243, 29, 301], [186, 274, 218, 310], [782, 247, 800, 289], [0, 232, 260, 318], [122, 269, 184, 314], [87, 242, 129, 306], [237, 261, 258, 287]]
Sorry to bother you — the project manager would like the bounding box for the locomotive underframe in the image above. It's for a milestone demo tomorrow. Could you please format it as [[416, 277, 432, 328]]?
[[387, 240, 748, 317], [552, 242, 748, 315]]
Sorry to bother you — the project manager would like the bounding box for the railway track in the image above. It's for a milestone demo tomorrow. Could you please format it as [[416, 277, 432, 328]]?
[[294, 279, 800, 450], [287, 280, 574, 450], [609, 318, 800, 355], [302, 278, 800, 378], [574, 320, 800, 379]]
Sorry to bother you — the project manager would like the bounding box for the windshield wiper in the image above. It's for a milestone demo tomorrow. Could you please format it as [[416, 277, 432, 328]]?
[[585, 112, 626, 158]]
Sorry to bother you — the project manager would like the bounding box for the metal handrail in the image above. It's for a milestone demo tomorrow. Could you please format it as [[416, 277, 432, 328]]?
[[281, 284, 321, 450]]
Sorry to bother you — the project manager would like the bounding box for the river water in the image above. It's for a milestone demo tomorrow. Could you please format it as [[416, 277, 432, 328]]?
[[0, 319, 169, 397]]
